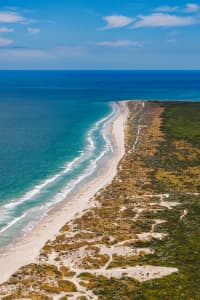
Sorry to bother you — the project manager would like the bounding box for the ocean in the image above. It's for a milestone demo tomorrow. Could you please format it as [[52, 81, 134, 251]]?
[[0, 70, 200, 248]]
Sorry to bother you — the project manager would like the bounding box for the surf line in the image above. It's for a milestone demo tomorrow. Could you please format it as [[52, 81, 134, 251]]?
[[0, 103, 119, 235]]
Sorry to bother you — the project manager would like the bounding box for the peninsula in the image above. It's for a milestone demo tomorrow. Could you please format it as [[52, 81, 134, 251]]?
[[0, 101, 200, 300]]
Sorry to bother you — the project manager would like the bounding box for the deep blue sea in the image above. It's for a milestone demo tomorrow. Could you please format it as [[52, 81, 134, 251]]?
[[0, 70, 200, 247]]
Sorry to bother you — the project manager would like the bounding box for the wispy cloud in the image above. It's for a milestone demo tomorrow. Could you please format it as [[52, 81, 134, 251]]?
[[0, 37, 13, 46], [132, 13, 197, 28], [184, 3, 200, 12], [97, 40, 143, 48], [0, 46, 86, 60], [0, 48, 47, 58], [0, 26, 14, 33], [167, 38, 177, 44], [53, 46, 86, 57], [100, 4, 200, 31], [155, 6, 178, 12], [101, 15, 134, 29], [155, 3, 200, 13], [0, 11, 25, 23], [27, 27, 40, 34], [4, 6, 18, 12]]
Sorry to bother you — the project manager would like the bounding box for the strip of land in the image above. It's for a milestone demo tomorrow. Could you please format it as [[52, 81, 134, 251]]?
[[1, 101, 200, 300], [0, 101, 128, 286]]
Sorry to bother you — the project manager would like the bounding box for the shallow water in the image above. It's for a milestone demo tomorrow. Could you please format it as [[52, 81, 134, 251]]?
[[0, 70, 200, 247]]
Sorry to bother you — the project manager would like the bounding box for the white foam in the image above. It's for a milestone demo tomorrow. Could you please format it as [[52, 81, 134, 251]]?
[[0, 103, 118, 235], [44, 104, 118, 209], [0, 213, 27, 234]]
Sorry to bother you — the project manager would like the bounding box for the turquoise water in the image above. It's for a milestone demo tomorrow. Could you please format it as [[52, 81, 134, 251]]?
[[0, 70, 200, 247]]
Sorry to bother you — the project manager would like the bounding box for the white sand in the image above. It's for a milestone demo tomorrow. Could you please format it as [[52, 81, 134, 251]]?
[[137, 232, 167, 242], [91, 265, 178, 282], [0, 101, 129, 284]]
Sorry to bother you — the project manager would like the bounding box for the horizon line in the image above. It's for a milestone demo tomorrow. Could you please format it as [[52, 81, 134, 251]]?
[[0, 69, 200, 71]]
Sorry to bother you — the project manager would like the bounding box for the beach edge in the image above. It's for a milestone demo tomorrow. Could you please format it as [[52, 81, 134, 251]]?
[[0, 100, 129, 284]]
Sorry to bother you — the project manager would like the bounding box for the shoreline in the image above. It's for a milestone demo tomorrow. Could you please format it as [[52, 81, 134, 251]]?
[[1, 101, 200, 298], [0, 100, 129, 284]]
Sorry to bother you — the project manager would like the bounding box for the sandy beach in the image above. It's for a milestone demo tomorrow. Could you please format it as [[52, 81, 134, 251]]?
[[0, 101, 129, 285], [1, 101, 197, 299]]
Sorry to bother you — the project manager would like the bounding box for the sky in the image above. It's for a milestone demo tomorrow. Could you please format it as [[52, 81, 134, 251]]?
[[0, 0, 199, 69]]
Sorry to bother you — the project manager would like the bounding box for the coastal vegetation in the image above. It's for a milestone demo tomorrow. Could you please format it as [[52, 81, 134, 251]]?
[[0, 101, 200, 299], [134, 102, 200, 299]]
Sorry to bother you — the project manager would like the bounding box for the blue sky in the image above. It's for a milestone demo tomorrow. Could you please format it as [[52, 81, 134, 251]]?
[[0, 0, 199, 69]]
